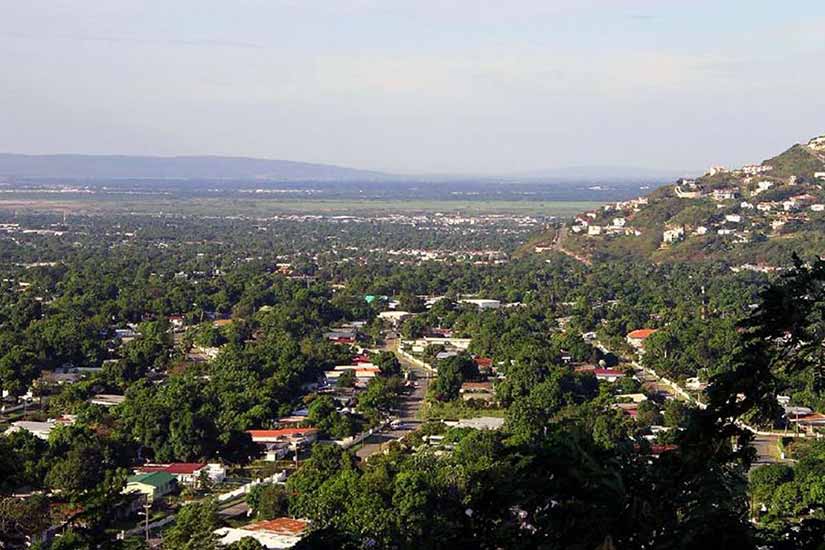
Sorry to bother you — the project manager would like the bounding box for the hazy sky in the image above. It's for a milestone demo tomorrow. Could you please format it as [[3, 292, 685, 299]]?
[[1, 1, 824, 175]]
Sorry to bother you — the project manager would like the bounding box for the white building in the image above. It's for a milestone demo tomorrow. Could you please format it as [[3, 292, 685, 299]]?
[[4, 420, 56, 440], [587, 225, 602, 236], [725, 214, 742, 223], [812, 204, 825, 212], [713, 188, 738, 201], [695, 226, 708, 235], [755, 181, 774, 194], [459, 298, 501, 310], [662, 226, 685, 244]]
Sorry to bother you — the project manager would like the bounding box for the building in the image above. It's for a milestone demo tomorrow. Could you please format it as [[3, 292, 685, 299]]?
[[124, 472, 176, 503], [459, 298, 501, 310], [713, 188, 738, 201], [662, 227, 685, 244], [135, 463, 226, 487], [741, 164, 772, 176], [247, 428, 319, 447], [377, 311, 412, 325], [89, 394, 126, 407], [724, 214, 742, 223], [4, 420, 56, 440], [754, 180, 774, 194], [587, 225, 603, 236], [443, 417, 505, 430], [459, 381, 496, 403], [626, 329, 657, 350], [216, 518, 310, 549], [593, 368, 626, 382], [815, 172, 825, 180]]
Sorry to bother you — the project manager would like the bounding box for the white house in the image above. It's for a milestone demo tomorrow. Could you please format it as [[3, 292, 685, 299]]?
[[662, 227, 685, 244], [754, 181, 774, 194], [725, 214, 742, 223], [587, 225, 602, 236], [4, 420, 56, 440], [460, 298, 501, 310], [812, 204, 825, 212], [713, 188, 738, 201]]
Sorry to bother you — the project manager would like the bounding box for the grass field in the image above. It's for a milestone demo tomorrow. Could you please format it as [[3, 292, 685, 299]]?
[[0, 195, 602, 216]]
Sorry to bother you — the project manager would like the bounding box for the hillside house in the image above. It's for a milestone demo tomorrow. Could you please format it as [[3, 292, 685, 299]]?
[[713, 188, 738, 201], [662, 227, 685, 244], [626, 328, 657, 351], [724, 214, 742, 223], [754, 181, 774, 194], [587, 225, 602, 236]]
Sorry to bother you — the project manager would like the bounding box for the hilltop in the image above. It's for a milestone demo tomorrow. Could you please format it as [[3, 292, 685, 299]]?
[[528, 135, 825, 267]]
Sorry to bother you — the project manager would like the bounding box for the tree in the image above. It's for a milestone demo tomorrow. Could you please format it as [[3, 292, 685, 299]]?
[[164, 499, 220, 550], [228, 538, 265, 550], [247, 483, 288, 520], [635, 400, 663, 428], [433, 361, 462, 401]]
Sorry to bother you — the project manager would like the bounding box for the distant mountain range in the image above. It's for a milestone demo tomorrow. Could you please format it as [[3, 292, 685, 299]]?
[[0, 153, 689, 183], [0, 154, 391, 182]]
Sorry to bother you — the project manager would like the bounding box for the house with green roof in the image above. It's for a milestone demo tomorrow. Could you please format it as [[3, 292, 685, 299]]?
[[124, 471, 176, 503]]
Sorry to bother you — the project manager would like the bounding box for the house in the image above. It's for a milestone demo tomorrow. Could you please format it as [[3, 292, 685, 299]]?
[[612, 217, 626, 227], [89, 394, 126, 407], [135, 463, 225, 487], [788, 413, 825, 434], [615, 393, 648, 403], [473, 356, 494, 374], [815, 172, 825, 180], [754, 180, 774, 194], [215, 518, 310, 549], [740, 201, 754, 209], [168, 316, 185, 330], [713, 188, 738, 201], [724, 214, 742, 223], [756, 202, 773, 212], [662, 227, 685, 244], [444, 417, 505, 430], [247, 428, 319, 447], [124, 472, 176, 503], [459, 381, 496, 402], [377, 311, 412, 325], [4, 420, 56, 440], [459, 298, 501, 310], [593, 368, 625, 382], [626, 329, 657, 350], [812, 204, 825, 212], [741, 164, 772, 176], [587, 225, 602, 236], [694, 226, 708, 236]]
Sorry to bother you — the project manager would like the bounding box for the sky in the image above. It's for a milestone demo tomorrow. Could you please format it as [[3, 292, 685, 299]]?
[[1, 0, 824, 176]]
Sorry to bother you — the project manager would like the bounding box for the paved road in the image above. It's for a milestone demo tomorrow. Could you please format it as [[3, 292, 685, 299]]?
[[629, 362, 789, 466], [355, 344, 432, 461]]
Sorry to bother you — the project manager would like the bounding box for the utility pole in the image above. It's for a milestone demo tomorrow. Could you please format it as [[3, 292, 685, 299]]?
[[142, 501, 151, 542]]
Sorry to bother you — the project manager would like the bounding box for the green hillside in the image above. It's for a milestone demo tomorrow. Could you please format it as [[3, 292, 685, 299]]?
[[527, 135, 825, 266]]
